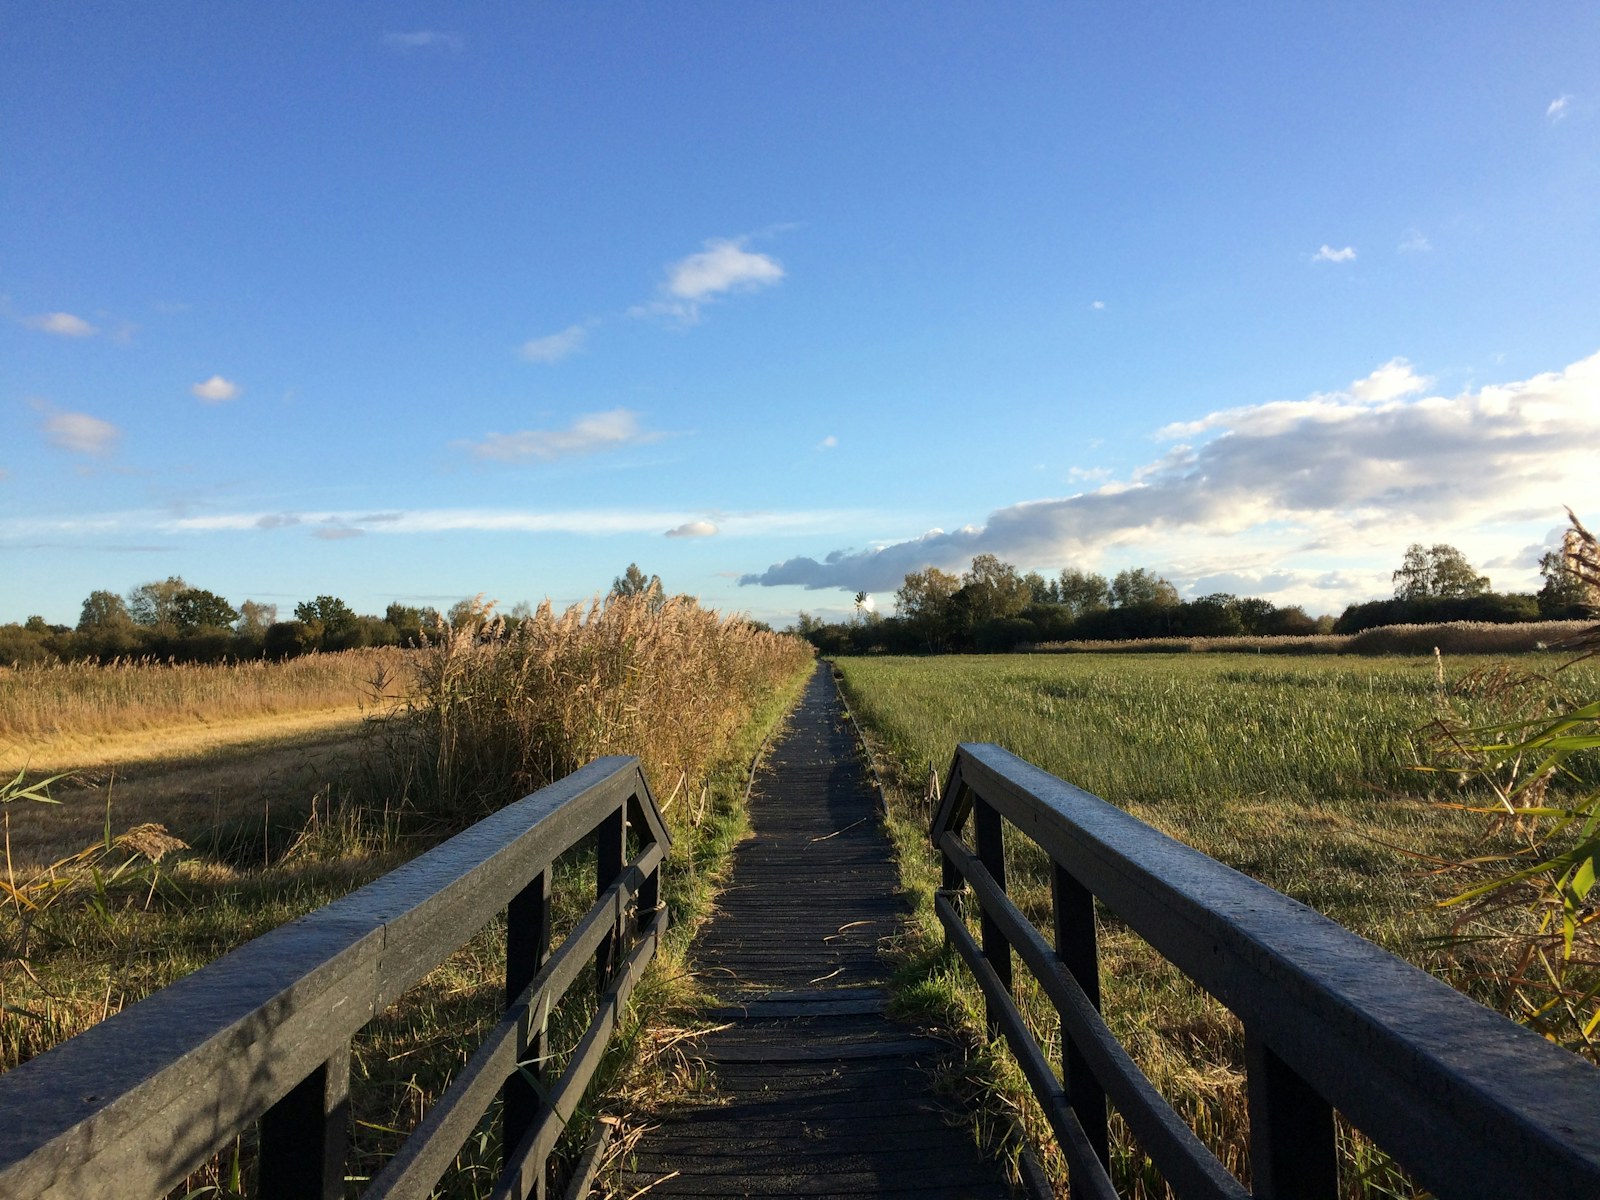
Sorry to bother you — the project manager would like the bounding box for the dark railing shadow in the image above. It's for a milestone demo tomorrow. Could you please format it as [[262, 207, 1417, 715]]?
[[932, 742, 1600, 1200], [0, 755, 669, 1200]]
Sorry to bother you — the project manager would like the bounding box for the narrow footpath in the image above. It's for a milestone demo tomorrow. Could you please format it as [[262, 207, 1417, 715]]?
[[621, 666, 1016, 1198]]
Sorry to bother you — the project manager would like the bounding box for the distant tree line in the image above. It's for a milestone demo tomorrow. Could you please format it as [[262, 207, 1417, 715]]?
[[0, 576, 470, 667], [0, 565, 752, 668], [795, 543, 1589, 656]]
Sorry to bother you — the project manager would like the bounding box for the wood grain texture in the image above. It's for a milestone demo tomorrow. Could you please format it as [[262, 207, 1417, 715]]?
[[623, 668, 1016, 1199]]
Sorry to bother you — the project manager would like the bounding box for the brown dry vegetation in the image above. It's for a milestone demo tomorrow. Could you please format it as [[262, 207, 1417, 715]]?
[[1, 595, 814, 1197], [0, 648, 408, 766]]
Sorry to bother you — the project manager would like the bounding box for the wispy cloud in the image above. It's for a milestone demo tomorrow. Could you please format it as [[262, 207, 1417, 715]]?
[[1091, 300, 1105, 311], [461, 408, 662, 463], [632, 236, 784, 324], [739, 350, 1600, 600], [1312, 244, 1356, 264], [39, 408, 121, 456], [191, 374, 241, 403], [1548, 94, 1574, 122], [384, 30, 463, 52], [817, 435, 838, 451], [519, 324, 588, 364], [665, 520, 719, 538], [3, 506, 875, 541], [1398, 230, 1432, 253], [25, 311, 97, 337]]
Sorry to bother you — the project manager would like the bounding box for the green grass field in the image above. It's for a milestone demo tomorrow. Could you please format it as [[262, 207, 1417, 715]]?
[[835, 651, 1600, 1196]]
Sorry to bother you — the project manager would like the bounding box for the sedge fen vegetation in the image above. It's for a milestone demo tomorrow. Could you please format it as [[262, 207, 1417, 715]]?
[[836, 650, 1600, 1196], [0, 590, 813, 1197]]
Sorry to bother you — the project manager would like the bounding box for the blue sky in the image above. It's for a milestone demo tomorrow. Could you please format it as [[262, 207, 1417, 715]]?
[[4, 5, 1598, 627]]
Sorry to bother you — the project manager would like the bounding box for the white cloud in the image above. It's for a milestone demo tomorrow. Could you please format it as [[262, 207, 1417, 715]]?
[[668, 238, 783, 300], [2, 505, 876, 542], [817, 435, 839, 451], [1349, 358, 1431, 403], [461, 408, 662, 463], [740, 350, 1600, 600], [25, 311, 97, 337], [519, 324, 588, 363], [632, 236, 784, 324], [1312, 245, 1356, 263], [1548, 94, 1574, 122], [665, 520, 719, 538], [191, 375, 241, 403], [385, 30, 463, 51], [40, 409, 121, 456], [1091, 300, 1105, 310], [1398, 230, 1432, 253]]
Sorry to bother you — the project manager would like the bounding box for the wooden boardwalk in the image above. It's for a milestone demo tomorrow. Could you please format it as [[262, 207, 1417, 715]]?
[[621, 667, 1017, 1199]]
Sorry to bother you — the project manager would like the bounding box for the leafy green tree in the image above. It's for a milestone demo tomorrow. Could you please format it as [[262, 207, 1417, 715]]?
[[894, 567, 961, 650], [127, 576, 189, 629], [1183, 593, 1245, 637], [1392, 543, 1490, 600], [78, 590, 133, 632], [1056, 568, 1112, 618], [172, 588, 238, 633], [1110, 567, 1179, 609], [294, 595, 358, 649], [236, 600, 278, 636], [959, 554, 1031, 623]]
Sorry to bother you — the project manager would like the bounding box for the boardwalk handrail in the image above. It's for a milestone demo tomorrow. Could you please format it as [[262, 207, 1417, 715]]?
[[0, 755, 670, 1200], [931, 742, 1600, 1200]]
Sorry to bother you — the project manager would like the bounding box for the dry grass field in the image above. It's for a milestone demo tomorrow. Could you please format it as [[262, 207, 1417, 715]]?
[[0, 601, 815, 1197]]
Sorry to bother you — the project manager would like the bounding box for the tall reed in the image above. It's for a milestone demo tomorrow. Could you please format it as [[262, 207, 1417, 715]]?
[[390, 594, 813, 823]]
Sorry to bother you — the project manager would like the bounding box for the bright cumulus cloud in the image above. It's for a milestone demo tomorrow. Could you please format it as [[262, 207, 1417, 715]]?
[[519, 324, 588, 363], [739, 350, 1600, 600], [1312, 245, 1356, 263], [462, 408, 661, 462], [665, 520, 718, 538], [25, 311, 97, 337], [191, 375, 241, 403], [40, 409, 121, 456]]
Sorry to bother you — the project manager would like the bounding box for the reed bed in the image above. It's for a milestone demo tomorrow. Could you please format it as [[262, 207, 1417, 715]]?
[[836, 652, 1600, 1197], [2, 598, 814, 1196], [0, 648, 409, 742], [392, 593, 815, 825]]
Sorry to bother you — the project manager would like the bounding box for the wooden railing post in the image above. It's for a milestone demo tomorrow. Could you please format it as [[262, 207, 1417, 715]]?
[[972, 796, 1011, 1036], [1053, 862, 1109, 1171], [630, 794, 660, 937], [595, 805, 627, 988], [258, 1047, 349, 1200], [504, 867, 551, 1197], [1245, 1032, 1337, 1200]]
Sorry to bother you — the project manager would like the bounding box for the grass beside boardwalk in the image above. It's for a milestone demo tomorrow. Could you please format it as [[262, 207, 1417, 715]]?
[[1, 601, 814, 1197], [835, 652, 1600, 1196]]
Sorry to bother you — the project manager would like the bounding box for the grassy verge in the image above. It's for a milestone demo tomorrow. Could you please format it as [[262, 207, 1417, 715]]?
[[834, 652, 1600, 1197]]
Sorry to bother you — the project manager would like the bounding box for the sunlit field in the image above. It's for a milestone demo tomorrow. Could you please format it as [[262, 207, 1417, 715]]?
[[836, 652, 1600, 1196]]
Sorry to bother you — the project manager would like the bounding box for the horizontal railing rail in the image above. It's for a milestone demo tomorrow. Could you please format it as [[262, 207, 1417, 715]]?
[[931, 742, 1600, 1200], [0, 755, 670, 1200]]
